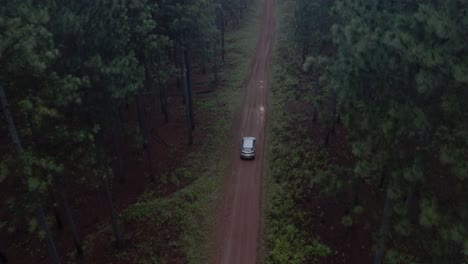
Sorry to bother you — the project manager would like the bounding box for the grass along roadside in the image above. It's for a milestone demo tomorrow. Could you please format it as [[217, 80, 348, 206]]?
[[70, 2, 263, 264], [261, 0, 332, 263]]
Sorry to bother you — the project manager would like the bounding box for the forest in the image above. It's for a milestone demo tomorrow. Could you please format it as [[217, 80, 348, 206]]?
[[1, 0, 253, 263], [1, 0, 467, 263], [266, 0, 467, 263]]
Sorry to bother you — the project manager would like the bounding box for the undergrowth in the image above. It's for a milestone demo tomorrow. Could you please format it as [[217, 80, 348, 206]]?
[[262, 0, 332, 263]]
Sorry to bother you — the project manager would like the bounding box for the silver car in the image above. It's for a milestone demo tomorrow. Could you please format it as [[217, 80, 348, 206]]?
[[240, 137, 256, 160]]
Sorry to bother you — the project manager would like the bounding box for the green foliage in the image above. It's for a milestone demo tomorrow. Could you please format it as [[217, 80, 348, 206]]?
[[267, 183, 331, 264], [265, 4, 335, 262], [341, 215, 353, 227], [0, 0, 256, 260], [419, 198, 440, 228], [352, 205, 364, 215], [384, 249, 421, 264], [278, 0, 468, 262]]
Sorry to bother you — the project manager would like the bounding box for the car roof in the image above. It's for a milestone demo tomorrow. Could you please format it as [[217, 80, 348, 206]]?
[[242, 137, 256, 148]]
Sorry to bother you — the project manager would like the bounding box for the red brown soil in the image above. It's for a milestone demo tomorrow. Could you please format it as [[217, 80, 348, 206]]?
[[214, 0, 275, 263], [284, 98, 378, 264], [306, 123, 378, 264]]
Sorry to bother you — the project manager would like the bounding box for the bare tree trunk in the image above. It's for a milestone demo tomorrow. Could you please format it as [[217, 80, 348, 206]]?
[[324, 89, 337, 147], [302, 46, 307, 64], [374, 188, 393, 264], [159, 85, 164, 114], [0, 250, 8, 263], [102, 175, 123, 249], [184, 48, 195, 130], [160, 85, 168, 123], [49, 189, 63, 230], [136, 88, 155, 181], [181, 46, 193, 145], [221, 9, 225, 62], [200, 43, 208, 75], [36, 205, 61, 264], [396, 185, 415, 245], [446, 241, 462, 264], [403, 186, 414, 215], [312, 73, 320, 123], [330, 90, 337, 134], [0, 85, 23, 153], [239, 0, 243, 18], [324, 128, 331, 147], [378, 168, 386, 189], [56, 179, 83, 255], [111, 117, 125, 183], [351, 177, 359, 207], [213, 42, 219, 84], [174, 44, 182, 102], [231, 9, 239, 30], [1, 85, 60, 263], [156, 54, 169, 123]]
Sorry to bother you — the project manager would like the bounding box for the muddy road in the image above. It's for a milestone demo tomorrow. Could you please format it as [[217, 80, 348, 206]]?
[[215, 0, 275, 263]]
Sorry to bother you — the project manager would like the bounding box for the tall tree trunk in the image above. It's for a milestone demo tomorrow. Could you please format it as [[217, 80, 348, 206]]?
[[27, 113, 65, 231], [157, 54, 168, 123], [49, 189, 63, 230], [174, 44, 182, 102], [446, 241, 462, 264], [103, 91, 125, 184], [396, 184, 415, 245], [160, 85, 168, 123], [378, 168, 386, 189], [102, 175, 123, 249], [111, 117, 125, 184], [0, 85, 23, 153], [374, 188, 393, 264], [181, 46, 193, 145], [213, 42, 219, 84], [302, 46, 307, 63], [330, 90, 337, 134], [0, 251, 8, 263], [1, 85, 60, 263], [324, 89, 337, 147], [200, 44, 207, 74], [221, 10, 225, 63], [239, 0, 243, 18], [351, 177, 359, 208], [403, 186, 414, 216], [159, 81, 164, 114], [312, 73, 320, 123], [184, 48, 195, 130], [136, 88, 156, 181], [164, 86, 169, 123], [56, 178, 83, 255], [36, 204, 61, 264], [166, 46, 172, 61], [96, 123, 123, 249]]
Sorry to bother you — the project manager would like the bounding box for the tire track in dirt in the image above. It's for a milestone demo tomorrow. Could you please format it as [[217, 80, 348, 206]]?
[[215, 0, 275, 263]]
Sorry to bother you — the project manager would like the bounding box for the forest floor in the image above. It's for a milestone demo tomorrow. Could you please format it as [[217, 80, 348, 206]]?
[[258, 0, 380, 263], [0, 3, 262, 264]]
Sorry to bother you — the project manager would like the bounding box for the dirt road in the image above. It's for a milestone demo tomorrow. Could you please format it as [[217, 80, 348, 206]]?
[[215, 0, 275, 263]]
